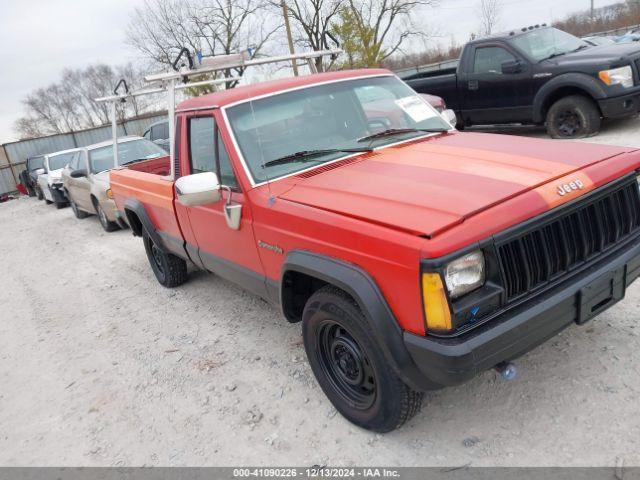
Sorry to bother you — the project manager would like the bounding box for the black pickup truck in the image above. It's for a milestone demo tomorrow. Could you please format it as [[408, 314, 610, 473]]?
[[404, 25, 640, 138]]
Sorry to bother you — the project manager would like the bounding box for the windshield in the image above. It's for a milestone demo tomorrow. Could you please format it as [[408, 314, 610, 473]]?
[[510, 27, 587, 62], [28, 156, 44, 171], [89, 139, 166, 173], [48, 151, 78, 171], [225, 75, 451, 183]]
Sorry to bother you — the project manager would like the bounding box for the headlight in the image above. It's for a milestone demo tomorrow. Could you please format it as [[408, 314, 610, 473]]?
[[444, 250, 485, 299], [106, 188, 113, 199], [599, 66, 633, 88]]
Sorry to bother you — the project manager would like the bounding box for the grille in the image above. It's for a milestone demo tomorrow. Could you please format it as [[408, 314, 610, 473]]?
[[497, 180, 640, 301]]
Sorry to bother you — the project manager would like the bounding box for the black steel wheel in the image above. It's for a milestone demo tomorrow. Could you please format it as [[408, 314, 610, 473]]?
[[302, 286, 423, 432], [546, 95, 601, 139], [317, 320, 376, 410], [142, 229, 188, 288]]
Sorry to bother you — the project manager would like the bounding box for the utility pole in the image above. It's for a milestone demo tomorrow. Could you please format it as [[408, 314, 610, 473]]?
[[281, 0, 299, 76], [590, 0, 594, 22]]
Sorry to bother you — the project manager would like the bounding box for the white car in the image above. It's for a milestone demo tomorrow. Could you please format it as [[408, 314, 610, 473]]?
[[36, 148, 83, 208], [61, 136, 167, 231]]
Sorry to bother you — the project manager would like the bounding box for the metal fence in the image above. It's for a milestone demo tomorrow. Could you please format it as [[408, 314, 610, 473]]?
[[0, 112, 167, 195], [394, 23, 640, 79]]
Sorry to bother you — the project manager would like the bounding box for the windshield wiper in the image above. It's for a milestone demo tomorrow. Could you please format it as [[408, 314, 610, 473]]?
[[121, 157, 152, 166], [539, 50, 570, 62], [572, 44, 590, 52], [262, 148, 373, 168], [357, 127, 448, 143]]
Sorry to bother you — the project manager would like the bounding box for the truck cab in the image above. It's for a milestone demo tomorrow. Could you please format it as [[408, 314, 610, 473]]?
[[405, 25, 640, 138]]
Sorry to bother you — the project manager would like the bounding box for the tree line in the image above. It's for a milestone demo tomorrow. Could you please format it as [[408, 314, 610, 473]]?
[[15, 0, 435, 139], [15, 0, 640, 139]]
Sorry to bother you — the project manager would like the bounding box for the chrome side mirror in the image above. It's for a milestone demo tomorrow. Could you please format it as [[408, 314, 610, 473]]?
[[175, 172, 221, 207], [442, 109, 457, 127]]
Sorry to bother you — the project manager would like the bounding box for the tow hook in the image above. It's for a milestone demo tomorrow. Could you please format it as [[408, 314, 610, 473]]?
[[494, 361, 517, 381]]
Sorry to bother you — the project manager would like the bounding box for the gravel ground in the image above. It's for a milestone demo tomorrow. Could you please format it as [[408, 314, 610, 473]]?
[[1, 117, 640, 467]]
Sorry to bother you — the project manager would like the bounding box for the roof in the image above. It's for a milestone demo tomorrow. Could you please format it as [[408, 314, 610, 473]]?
[[85, 135, 143, 151], [468, 24, 552, 44], [46, 147, 83, 158], [177, 68, 392, 111]]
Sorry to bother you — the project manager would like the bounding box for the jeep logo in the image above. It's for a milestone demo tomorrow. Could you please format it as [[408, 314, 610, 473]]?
[[557, 179, 584, 196]]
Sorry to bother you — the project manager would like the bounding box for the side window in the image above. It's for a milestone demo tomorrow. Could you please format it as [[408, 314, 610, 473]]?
[[150, 123, 168, 141], [159, 122, 169, 140], [473, 47, 516, 74], [143, 129, 151, 140], [189, 117, 216, 174], [217, 130, 239, 189], [188, 116, 239, 189], [69, 152, 80, 170]]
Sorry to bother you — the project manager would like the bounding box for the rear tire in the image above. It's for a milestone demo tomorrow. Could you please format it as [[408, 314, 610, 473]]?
[[302, 286, 423, 432], [546, 95, 601, 139], [142, 229, 188, 287]]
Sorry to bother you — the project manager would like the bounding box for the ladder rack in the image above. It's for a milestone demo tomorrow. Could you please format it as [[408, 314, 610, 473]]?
[[95, 48, 342, 178]]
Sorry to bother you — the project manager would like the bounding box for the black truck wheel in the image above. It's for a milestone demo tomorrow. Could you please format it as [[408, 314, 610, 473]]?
[[546, 95, 601, 139], [142, 229, 188, 288], [302, 286, 423, 432], [36, 187, 44, 201]]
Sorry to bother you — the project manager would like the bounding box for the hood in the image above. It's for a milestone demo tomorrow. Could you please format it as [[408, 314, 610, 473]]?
[[279, 132, 635, 238], [547, 42, 640, 64], [47, 168, 64, 183], [93, 170, 111, 187]]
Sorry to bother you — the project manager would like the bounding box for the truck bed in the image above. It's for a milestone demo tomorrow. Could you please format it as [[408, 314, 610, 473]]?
[[110, 156, 184, 243]]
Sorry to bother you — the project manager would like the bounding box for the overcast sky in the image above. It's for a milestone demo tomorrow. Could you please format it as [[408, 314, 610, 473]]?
[[0, 0, 622, 144]]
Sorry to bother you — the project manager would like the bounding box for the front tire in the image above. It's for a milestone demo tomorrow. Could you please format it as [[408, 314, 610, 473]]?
[[36, 187, 44, 201], [546, 95, 601, 139], [69, 197, 88, 219], [302, 286, 423, 432], [95, 202, 119, 232], [142, 229, 188, 287]]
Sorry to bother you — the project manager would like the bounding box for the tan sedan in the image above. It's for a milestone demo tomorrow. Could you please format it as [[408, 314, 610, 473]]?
[[62, 136, 167, 232]]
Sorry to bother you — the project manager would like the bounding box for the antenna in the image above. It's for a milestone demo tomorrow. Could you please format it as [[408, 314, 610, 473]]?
[[96, 48, 342, 178]]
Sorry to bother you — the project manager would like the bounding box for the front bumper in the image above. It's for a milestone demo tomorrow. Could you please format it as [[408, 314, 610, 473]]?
[[598, 89, 640, 118], [404, 237, 640, 389], [50, 184, 67, 204]]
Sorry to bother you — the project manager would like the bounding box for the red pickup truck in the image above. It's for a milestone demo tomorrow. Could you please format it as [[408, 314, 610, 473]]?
[[111, 68, 640, 432]]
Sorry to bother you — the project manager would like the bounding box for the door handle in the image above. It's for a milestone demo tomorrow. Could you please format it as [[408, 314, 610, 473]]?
[[468, 80, 479, 91]]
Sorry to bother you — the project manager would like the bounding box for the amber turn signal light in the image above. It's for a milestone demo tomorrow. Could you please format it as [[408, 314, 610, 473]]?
[[422, 272, 452, 332]]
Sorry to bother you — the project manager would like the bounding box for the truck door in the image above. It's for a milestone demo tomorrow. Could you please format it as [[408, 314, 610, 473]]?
[[177, 111, 267, 298], [461, 43, 533, 125], [67, 151, 93, 211]]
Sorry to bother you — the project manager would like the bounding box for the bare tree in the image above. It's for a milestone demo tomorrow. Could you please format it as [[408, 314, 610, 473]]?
[[281, 0, 344, 71], [14, 64, 152, 139], [126, 0, 279, 87], [478, 0, 501, 36], [331, 0, 435, 68]]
